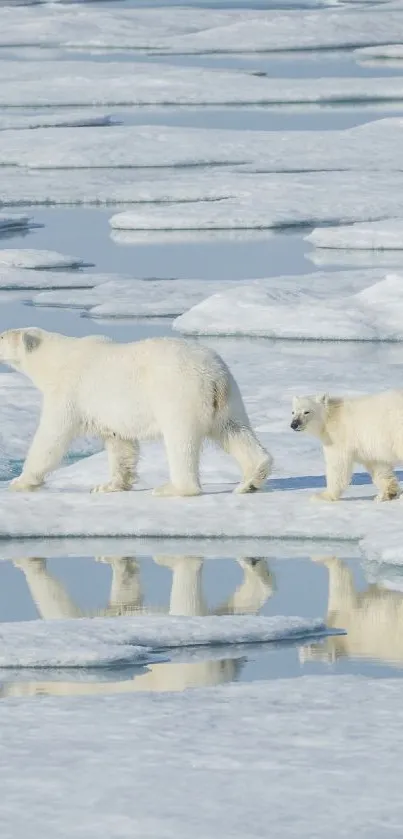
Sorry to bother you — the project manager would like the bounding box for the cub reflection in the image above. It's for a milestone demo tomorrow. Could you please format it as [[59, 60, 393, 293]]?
[[300, 555, 403, 668], [3, 554, 274, 698]]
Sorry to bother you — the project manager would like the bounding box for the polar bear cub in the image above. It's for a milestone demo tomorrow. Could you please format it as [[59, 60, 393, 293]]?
[[0, 328, 271, 496], [291, 391, 403, 502]]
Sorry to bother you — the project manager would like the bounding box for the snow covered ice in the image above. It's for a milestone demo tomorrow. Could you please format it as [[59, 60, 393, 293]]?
[[1, 678, 403, 837], [307, 219, 403, 249], [2, 5, 403, 53], [3, 61, 403, 108], [0, 249, 93, 270], [0, 613, 329, 669], [174, 273, 403, 340]]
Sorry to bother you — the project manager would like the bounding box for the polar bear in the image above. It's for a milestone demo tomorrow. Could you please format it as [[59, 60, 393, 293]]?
[[0, 327, 271, 496], [291, 391, 403, 502]]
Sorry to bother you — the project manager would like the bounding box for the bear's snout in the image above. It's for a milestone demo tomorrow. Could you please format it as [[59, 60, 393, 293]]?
[[290, 418, 301, 430]]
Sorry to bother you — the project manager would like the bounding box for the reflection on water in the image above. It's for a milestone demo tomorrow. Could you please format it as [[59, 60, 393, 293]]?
[[3, 550, 403, 699], [301, 556, 403, 669], [0, 554, 274, 698]]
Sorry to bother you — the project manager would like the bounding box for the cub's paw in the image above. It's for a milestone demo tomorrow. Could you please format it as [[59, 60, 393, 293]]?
[[152, 483, 201, 498], [9, 476, 43, 492], [374, 490, 400, 503], [310, 491, 339, 503]]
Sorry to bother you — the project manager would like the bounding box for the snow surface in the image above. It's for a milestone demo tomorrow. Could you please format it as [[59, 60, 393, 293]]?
[[307, 219, 403, 249], [0, 213, 34, 231], [2, 6, 403, 53], [174, 273, 403, 340], [3, 61, 403, 107], [3, 119, 403, 171], [0, 614, 328, 669], [0, 249, 93, 269], [1, 678, 403, 837]]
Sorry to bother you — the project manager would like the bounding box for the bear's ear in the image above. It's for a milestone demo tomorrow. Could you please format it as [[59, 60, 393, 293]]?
[[316, 393, 329, 407], [22, 330, 42, 353]]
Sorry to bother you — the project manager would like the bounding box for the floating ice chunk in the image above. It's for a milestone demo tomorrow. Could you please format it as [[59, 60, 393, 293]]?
[[0, 112, 117, 131], [32, 278, 284, 319], [0, 613, 329, 669], [0, 270, 109, 290], [356, 44, 403, 63], [306, 219, 403, 250], [3, 61, 403, 108], [0, 213, 34, 232], [0, 249, 93, 269], [174, 274, 403, 341], [307, 249, 403, 269], [2, 119, 403, 171], [2, 7, 403, 53]]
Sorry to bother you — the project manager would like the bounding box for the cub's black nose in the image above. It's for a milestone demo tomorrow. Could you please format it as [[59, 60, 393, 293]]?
[[290, 419, 300, 430]]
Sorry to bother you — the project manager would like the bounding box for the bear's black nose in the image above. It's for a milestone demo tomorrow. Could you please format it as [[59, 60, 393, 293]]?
[[290, 419, 300, 430]]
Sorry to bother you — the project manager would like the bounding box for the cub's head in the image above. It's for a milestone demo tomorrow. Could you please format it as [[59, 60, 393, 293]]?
[[291, 393, 329, 434], [0, 328, 43, 369]]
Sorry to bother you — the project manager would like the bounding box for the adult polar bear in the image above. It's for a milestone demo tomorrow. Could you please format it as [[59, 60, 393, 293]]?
[[0, 328, 271, 496]]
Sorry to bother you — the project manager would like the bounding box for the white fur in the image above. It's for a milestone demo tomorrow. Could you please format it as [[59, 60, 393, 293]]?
[[0, 328, 271, 496], [291, 391, 403, 502], [300, 556, 403, 667]]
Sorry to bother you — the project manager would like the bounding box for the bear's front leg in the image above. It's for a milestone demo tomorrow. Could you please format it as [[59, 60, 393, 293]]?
[[9, 408, 73, 492], [311, 446, 353, 503]]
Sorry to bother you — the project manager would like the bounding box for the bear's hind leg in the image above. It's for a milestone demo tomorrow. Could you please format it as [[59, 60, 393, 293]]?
[[91, 438, 139, 494], [362, 460, 400, 502], [212, 421, 272, 494], [153, 427, 202, 497]]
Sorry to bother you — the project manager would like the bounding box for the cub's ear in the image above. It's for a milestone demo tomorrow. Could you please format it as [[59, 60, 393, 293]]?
[[316, 393, 329, 406], [23, 330, 42, 353]]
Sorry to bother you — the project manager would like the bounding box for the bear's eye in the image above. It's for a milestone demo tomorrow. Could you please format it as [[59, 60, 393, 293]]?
[[303, 410, 310, 415]]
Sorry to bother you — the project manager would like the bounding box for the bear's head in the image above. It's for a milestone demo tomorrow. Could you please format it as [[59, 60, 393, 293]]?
[[291, 393, 329, 435], [0, 328, 43, 370]]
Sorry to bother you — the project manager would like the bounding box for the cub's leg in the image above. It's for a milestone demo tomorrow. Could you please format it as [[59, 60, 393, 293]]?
[[311, 446, 353, 502], [91, 438, 139, 494], [362, 460, 400, 502]]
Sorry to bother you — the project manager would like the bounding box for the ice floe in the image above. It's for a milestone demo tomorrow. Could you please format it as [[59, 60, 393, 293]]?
[[174, 274, 403, 340], [0, 269, 108, 290], [0, 677, 403, 837], [356, 44, 403, 63], [0, 112, 117, 131], [0, 613, 328, 669], [2, 119, 403, 171], [31, 277, 308, 319], [0, 249, 93, 269], [0, 213, 34, 232], [306, 219, 403, 249], [2, 6, 403, 53], [307, 248, 403, 269], [3, 61, 403, 108]]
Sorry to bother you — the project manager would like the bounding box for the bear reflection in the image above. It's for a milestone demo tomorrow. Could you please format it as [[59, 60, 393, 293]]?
[[2, 555, 274, 698], [300, 555, 403, 668]]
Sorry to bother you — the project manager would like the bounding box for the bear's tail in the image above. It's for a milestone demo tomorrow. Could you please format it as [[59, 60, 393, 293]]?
[[212, 378, 229, 416]]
